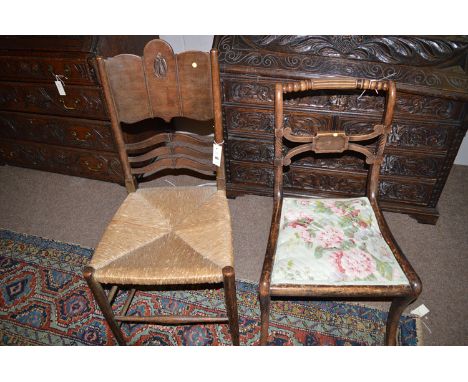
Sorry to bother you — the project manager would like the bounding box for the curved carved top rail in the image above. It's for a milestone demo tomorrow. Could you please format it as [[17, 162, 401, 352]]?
[[99, 39, 214, 124]]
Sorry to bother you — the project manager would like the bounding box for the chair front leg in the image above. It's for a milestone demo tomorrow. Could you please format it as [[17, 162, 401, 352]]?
[[384, 296, 414, 346], [259, 291, 271, 345], [83, 266, 127, 346], [222, 266, 240, 345]]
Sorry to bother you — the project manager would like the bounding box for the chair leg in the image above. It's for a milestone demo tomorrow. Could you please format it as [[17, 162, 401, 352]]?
[[259, 292, 271, 346], [222, 266, 240, 345], [385, 296, 413, 346], [83, 266, 127, 346]]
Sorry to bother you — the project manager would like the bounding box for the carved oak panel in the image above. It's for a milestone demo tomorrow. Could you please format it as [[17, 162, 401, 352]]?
[[218, 36, 468, 92], [379, 180, 432, 205], [287, 167, 366, 195], [224, 106, 331, 137], [223, 78, 463, 120], [337, 117, 455, 151], [381, 154, 443, 178], [229, 161, 275, 187], [0, 112, 115, 151], [0, 83, 107, 120], [0, 139, 122, 182], [0, 54, 97, 85]]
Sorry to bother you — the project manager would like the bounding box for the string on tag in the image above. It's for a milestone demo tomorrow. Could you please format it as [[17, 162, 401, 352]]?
[[357, 72, 396, 100]]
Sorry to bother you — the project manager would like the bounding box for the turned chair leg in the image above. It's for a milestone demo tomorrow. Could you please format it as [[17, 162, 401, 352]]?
[[385, 296, 414, 346], [83, 266, 127, 346], [259, 292, 271, 345], [222, 266, 240, 345]]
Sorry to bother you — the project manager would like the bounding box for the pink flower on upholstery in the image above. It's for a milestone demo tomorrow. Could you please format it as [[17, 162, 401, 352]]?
[[317, 227, 344, 248], [323, 201, 347, 216], [286, 212, 314, 229], [349, 209, 360, 218], [330, 249, 376, 279], [358, 220, 368, 228]]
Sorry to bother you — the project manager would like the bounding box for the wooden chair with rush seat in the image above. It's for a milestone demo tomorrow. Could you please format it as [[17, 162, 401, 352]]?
[[259, 78, 422, 346], [83, 39, 239, 345]]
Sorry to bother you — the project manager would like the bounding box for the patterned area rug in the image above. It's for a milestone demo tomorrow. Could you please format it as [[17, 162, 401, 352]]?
[[0, 229, 421, 345]]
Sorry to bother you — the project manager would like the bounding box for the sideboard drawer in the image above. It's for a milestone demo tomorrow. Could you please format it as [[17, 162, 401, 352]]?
[[0, 82, 107, 120], [223, 77, 465, 121], [225, 106, 332, 138], [0, 112, 115, 151], [0, 53, 98, 85], [0, 139, 123, 182]]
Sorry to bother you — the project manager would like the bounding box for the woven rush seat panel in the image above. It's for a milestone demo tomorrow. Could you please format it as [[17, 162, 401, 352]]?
[[90, 186, 233, 285], [271, 197, 409, 286]]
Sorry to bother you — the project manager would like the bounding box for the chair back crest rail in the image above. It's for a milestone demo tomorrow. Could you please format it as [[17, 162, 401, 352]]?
[[97, 39, 225, 192], [274, 78, 396, 202]]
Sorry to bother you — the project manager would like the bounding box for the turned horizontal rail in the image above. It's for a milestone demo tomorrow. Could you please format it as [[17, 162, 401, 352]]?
[[281, 78, 390, 93]]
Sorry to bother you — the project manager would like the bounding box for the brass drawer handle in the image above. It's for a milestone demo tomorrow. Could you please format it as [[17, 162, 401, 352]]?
[[84, 160, 102, 172], [72, 131, 92, 142], [59, 98, 79, 110], [83, 160, 103, 172]]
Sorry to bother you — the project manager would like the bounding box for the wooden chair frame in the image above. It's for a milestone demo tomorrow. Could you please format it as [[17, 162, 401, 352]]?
[[259, 78, 422, 346], [83, 39, 239, 345]]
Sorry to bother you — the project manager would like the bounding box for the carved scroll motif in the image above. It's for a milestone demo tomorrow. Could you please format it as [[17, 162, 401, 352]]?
[[243, 36, 468, 67], [218, 36, 468, 91]]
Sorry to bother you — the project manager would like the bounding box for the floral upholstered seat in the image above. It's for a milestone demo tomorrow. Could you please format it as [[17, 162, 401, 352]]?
[[271, 197, 409, 286]]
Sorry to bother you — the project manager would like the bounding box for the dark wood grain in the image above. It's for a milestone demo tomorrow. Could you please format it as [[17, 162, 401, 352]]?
[[0, 36, 158, 183]]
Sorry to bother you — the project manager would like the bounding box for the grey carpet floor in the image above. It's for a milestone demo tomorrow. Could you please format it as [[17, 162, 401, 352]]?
[[0, 164, 467, 345]]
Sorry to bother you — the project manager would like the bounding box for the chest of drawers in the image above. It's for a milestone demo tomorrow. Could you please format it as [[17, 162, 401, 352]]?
[[215, 35, 468, 224], [0, 36, 156, 183]]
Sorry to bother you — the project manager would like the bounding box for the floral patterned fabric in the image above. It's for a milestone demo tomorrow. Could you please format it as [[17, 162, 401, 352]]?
[[271, 197, 409, 286]]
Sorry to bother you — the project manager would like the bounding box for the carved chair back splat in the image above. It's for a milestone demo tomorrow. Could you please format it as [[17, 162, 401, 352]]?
[[260, 77, 422, 346], [83, 39, 239, 346], [97, 39, 226, 192]]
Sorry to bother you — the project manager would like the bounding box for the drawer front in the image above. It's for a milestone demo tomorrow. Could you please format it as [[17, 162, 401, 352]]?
[[379, 178, 433, 206], [0, 112, 115, 151], [222, 77, 464, 121], [228, 137, 368, 172], [228, 136, 443, 179], [337, 116, 455, 152], [228, 161, 366, 196], [0, 139, 123, 182], [0, 82, 107, 120], [228, 160, 433, 205], [225, 106, 332, 137], [0, 54, 98, 85]]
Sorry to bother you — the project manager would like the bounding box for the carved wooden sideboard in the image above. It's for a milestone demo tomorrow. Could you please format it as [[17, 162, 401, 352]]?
[[214, 35, 468, 224], [0, 36, 156, 183]]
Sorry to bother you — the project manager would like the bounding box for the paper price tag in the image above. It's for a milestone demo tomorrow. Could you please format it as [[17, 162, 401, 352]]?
[[212, 142, 222, 167], [410, 304, 430, 318], [55, 80, 66, 96]]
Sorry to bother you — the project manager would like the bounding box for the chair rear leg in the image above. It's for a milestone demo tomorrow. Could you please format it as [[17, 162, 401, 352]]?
[[385, 296, 414, 346], [83, 266, 127, 346], [259, 292, 271, 345], [222, 266, 240, 345]]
